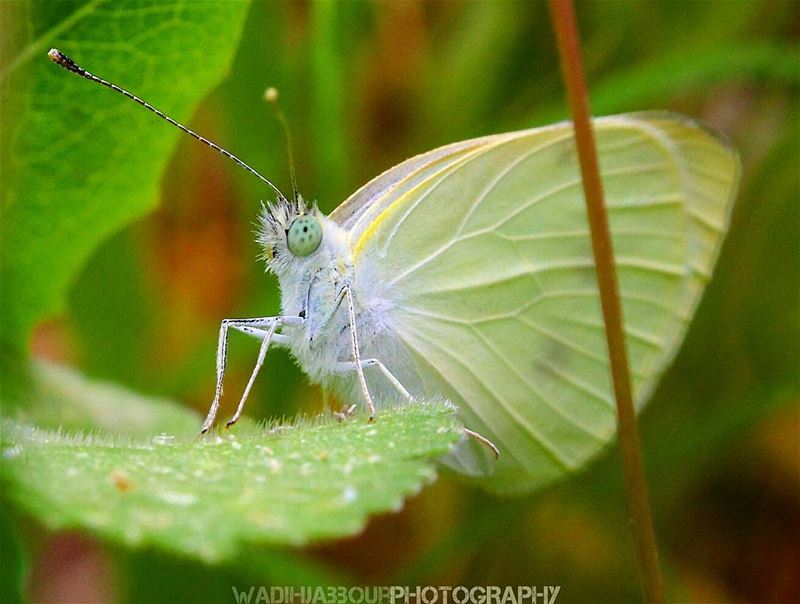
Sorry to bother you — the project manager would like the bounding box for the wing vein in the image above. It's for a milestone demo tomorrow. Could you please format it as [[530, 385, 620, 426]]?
[[454, 132, 575, 237], [400, 326, 574, 471], [469, 325, 612, 437]]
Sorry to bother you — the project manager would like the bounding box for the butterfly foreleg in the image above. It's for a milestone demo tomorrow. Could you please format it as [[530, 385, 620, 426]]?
[[200, 315, 302, 433], [341, 285, 376, 421], [225, 321, 279, 429]]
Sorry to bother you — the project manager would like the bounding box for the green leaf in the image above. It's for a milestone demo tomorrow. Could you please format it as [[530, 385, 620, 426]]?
[[17, 361, 199, 435], [0, 1, 251, 355], [0, 365, 461, 562]]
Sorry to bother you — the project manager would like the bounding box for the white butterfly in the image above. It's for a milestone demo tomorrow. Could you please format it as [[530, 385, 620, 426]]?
[[199, 114, 739, 494], [50, 49, 739, 494]]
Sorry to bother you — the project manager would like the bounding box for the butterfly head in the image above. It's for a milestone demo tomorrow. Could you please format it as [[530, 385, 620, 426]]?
[[257, 195, 324, 274]]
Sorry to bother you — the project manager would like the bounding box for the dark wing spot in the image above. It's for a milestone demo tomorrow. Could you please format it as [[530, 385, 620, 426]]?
[[532, 339, 573, 381]]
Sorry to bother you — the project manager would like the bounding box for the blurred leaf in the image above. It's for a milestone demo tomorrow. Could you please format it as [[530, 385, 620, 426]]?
[[14, 361, 198, 435], [0, 510, 27, 604], [500, 41, 799, 131], [0, 0, 251, 358], [69, 228, 157, 392], [585, 42, 798, 111], [421, 1, 534, 142], [1, 368, 461, 561], [118, 546, 346, 602], [310, 1, 352, 205]]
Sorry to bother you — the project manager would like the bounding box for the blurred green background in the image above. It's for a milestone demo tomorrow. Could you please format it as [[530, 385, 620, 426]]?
[[2, 1, 798, 602]]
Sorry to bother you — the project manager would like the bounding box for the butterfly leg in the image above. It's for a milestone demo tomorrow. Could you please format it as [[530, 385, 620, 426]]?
[[333, 404, 358, 422], [225, 321, 279, 428], [200, 315, 301, 433], [336, 359, 498, 456], [306, 284, 377, 420], [463, 428, 500, 459], [342, 285, 376, 421], [335, 359, 413, 402]]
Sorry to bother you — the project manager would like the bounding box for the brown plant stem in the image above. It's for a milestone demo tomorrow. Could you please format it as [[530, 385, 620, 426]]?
[[547, 1, 665, 602]]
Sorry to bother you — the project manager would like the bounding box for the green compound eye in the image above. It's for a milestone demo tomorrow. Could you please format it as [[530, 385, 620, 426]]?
[[286, 214, 323, 257]]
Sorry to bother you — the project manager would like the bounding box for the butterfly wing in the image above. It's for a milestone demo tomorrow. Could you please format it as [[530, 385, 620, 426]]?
[[341, 112, 739, 494]]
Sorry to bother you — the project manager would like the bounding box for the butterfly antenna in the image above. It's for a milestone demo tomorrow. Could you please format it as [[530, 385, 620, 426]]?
[[47, 48, 287, 200], [264, 87, 300, 205]]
